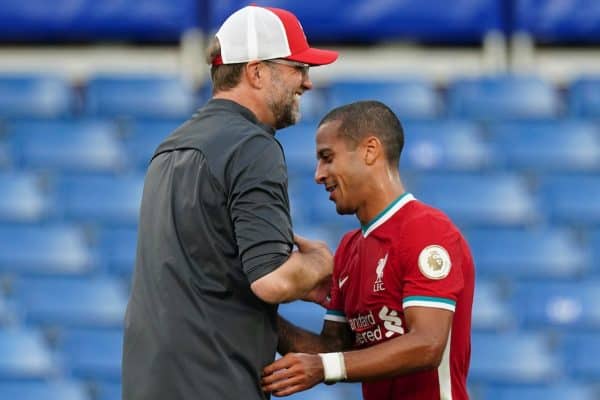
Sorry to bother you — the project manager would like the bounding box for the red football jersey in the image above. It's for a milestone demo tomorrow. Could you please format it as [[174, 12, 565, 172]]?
[[325, 193, 474, 400]]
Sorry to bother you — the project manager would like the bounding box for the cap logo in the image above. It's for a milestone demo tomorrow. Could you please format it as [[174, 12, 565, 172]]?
[[418, 245, 451, 280]]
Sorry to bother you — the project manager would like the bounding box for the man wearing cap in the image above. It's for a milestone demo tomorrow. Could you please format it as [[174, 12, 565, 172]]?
[[122, 5, 338, 400]]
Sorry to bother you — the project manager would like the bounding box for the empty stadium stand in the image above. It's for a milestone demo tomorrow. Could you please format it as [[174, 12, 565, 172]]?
[[489, 120, 600, 173], [329, 79, 441, 119], [481, 382, 597, 400], [9, 120, 125, 172], [59, 328, 123, 382], [0, 224, 92, 276], [0, 74, 72, 119], [0, 328, 56, 380], [0, 380, 89, 400], [0, 1, 600, 399], [85, 75, 199, 119], [470, 332, 561, 384], [402, 120, 493, 172], [0, 172, 49, 223], [467, 228, 590, 279], [513, 281, 600, 330], [447, 75, 560, 120], [569, 77, 600, 117], [13, 277, 127, 328], [411, 173, 540, 228]]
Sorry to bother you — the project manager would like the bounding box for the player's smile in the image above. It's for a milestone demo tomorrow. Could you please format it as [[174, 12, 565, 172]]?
[[325, 183, 338, 201]]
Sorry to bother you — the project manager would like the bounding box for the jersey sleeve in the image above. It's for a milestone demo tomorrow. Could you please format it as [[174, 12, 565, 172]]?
[[324, 234, 351, 323], [401, 215, 465, 313], [228, 134, 294, 283]]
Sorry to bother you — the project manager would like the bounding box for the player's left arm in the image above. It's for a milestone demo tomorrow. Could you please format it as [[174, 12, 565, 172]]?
[[262, 305, 452, 396], [343, 305, 452, 380]]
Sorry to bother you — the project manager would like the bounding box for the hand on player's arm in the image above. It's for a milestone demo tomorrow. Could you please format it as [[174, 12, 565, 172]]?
[[251, 234, 332, 304], [263, 307, 453, 396]]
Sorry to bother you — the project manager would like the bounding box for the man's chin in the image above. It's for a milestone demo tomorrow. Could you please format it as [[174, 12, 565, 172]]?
[[335, 204, 354, 216]]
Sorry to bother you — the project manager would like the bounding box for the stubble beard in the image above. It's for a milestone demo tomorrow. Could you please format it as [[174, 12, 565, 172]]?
[[271, 91, 300, 130], [267, 69, 301, 129]]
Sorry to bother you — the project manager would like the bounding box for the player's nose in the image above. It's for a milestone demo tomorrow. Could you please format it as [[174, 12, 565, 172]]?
[[314, 161, 326, 184]]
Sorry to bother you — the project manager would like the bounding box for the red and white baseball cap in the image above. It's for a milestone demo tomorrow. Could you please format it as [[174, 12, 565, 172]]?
[[212, 6, 338, 66]]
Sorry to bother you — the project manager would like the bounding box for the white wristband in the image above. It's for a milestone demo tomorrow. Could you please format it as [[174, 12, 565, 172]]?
[[318, 352, 347, 383]]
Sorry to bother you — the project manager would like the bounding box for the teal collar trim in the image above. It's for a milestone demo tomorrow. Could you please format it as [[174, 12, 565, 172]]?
[[361, 192, 415, 237]]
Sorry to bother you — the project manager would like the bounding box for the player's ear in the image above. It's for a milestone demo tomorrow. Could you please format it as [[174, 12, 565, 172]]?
[[363, 135, 381, 166], [245, 61, 264, 89]]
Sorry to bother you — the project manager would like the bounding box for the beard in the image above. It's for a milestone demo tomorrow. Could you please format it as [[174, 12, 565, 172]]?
[[270, 91, 300, 129], [267, 68, 301, 129]]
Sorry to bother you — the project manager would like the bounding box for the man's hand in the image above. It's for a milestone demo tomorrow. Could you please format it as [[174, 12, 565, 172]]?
[[302, 277, 331, 307], [250, 234, 332, 304], [293, 234, 333, 274], [293, 234, 332, 303], [262, 353, 324, 397]]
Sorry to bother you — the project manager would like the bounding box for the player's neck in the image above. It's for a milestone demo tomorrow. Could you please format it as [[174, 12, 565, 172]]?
[[357, 172, 405, 226]]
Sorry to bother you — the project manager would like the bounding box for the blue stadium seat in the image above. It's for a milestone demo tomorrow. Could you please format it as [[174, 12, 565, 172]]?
[[472, 280, 513, 331], [0, 0, 199, 42], [482, 382, 597, 400], [277, 123, 318, 176], [489, 121, 600, 172], [299, 88, 328, 123], [0, 328, 56, 379], [470, 332, 561, 384], [329, 79, 440, 119], [56, 174, 144, 225], [591, 229, 600, 275], [512, 281, 600, 330], [286, 382, 362, 400], [0, 380, 89, 400], [0, 224, 93, 276], [466, 228, 589, 279], [211, 0, 504, 43], [569, 77, 600, 117], [14, 277, 127, 328], [412, 173, 540, 228], [96, 382, 120, 400], [0, 143, 9, 168], [95, 227, 138, 276], [85, 75, 198, 118], [562, 334, 600, 381], [279, 301, 326, 334], [448, 76, 559, 120], [0, 295, 13, 326], [9, 120, 125, 172], [0, 74, 72, 118], [540, 175, 600, 226], [0, 172, 48, 223], [402, 120, 493, 171], [59, 328, 122, 382], [515, 0, 600, 43], [123, 119, 183, 169]]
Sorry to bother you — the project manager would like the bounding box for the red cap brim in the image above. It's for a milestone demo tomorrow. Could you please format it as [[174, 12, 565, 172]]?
[[285, 47, 339, 66]]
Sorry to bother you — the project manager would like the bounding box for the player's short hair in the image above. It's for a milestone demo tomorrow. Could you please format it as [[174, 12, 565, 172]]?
[[319, 100, 404, 167], [205, 37, 245, 93]]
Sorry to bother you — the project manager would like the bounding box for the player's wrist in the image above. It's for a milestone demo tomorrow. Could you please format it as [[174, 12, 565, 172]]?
[[318, 352, 347, 384]]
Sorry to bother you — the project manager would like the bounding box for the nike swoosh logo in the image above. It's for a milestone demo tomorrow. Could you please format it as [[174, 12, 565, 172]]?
[[339, 276, 349, 289]]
